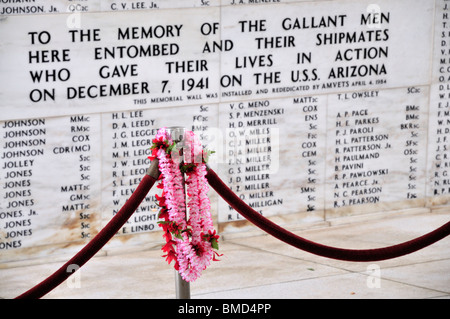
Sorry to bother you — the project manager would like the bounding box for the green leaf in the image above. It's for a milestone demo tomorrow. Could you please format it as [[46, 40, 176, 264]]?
[[166, 142, 177, 154], [202, 149, 215, 163], [180, 163, 196, 173], [174, 232, 183, 240], [211, 238, 219, 250]]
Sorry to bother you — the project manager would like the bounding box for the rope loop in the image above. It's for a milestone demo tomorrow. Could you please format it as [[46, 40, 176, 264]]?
[[205, 168, 450, 262], [16, 174, 158, 299], [14, 166, 450, 299]]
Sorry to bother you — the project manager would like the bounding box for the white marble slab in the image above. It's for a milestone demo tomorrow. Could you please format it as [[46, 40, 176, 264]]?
[[0, 0, 101, 15], [0, 0, 448, 265], [219, 0, 433, 101], [101, 0, 221, 11], [0, 7, 221, 119], [0, 0, 330, 16], [427, 0, 450, 207], [217, 96, 326, 223], [0, 115, 102, 260], [325, 87, 429, 217]]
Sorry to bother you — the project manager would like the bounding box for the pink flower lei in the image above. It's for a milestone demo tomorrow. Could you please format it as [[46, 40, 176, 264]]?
[[150, 128, 221, 282]]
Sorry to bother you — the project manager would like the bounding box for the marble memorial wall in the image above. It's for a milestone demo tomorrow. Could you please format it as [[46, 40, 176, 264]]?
[[0, 0, 449, 265]]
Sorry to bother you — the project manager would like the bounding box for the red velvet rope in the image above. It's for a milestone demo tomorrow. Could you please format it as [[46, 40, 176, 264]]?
[[15, 174, 157, 299], [206, 168, 450, 262], [13, 167, 450, 299]]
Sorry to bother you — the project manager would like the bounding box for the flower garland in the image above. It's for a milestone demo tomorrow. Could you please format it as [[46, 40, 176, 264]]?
[[149, 128, 221, 282]]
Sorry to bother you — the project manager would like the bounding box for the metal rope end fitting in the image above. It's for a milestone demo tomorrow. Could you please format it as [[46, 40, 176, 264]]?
[[147, 127, 185, 179], [146, 158, 161, 179]]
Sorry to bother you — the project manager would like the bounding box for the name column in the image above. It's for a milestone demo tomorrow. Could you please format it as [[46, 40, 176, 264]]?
[[0, 119, 46, 251], [428, 0, 450, 204]]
